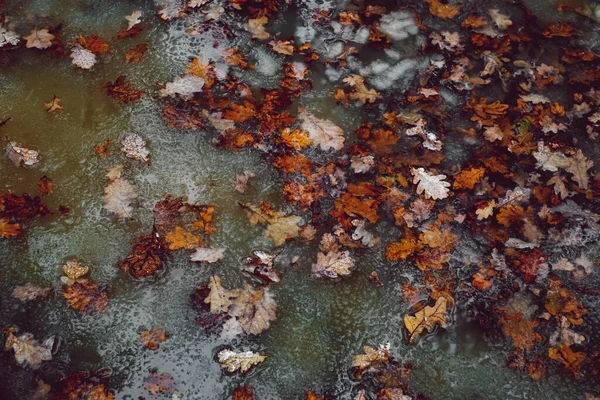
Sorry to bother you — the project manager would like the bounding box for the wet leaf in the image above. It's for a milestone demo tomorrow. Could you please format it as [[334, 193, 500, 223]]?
[[70, 45, 96, 69], [44, 95, 63, 112], [125, 10, 142, 30], [424, 0, 461, 19], [105, 76, 144, 102], [548, 345, 586, 378], [124, 43, 148, 63], [0, 217, 22, 238], [4, 328, 54, 369], [205, 275, 233, 314], [24, 29, 54, 49], [233, 386, 256, 400], [140, 329, 169, 350], [63, 280, 108, 313], [404, 297, 448, 343], [234, 170, 255, 194], [352, 343, 390, 379], [165, 226, 204, 250], [102, 174, 137, 218], [5, 141, 40, 167], [94, 139, 111, 158], [217, 349, 267, 373], [144, 371, 174, 395], [121, 134, 150, 163], [411, 167, 450, 200], [12, 284, 52, 301], [229, 285, 277, 335], [120, 228, 167, 278], [240, 202, 303, 246], [299, 108, 345, 151], [497, 311, 540, 350], [312, 233, 355, 278], [190, 247, 225, 263], [245, 17, 270, 39], [160, 74, 205, 98], [453, 167, 485, 190]]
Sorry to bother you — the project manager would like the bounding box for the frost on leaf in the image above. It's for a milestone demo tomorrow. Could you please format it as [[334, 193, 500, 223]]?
[[60, 259, 89, 285], [70, 45, 97, 69], [0, 25, 20, 47], [5, 141, 40, 167], [160, 75, 205, 98], [102, 167, 137, 218], [121, 134, 150, 163], [245, 17, 270, 40], [12, 283, 51, 301], [532, 142, 569, 172], [228, 285, 277, 335], [411, 167, 450, 200], [404, 297, 448, 343], [240, 203, 303, 246], [299, 108, 345, 151], [4, 328, 54, 369], [217, 349, 267, 373], [405, 119, 442, 151], [24, 29, 54, 49], [190, 247, 225, 263], [488, 9, 512, 30], [126, 10, 142, 30], [312, 233, 355, 279]]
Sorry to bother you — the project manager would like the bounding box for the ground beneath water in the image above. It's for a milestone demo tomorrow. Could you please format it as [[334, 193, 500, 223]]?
[[1, 0, 600, 399]]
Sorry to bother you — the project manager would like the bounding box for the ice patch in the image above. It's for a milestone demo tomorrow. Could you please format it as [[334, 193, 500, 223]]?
[[378, 11, 419, 41], [255, 47, 282, 77]]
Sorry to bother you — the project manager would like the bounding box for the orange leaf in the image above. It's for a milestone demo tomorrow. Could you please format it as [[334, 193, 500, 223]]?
[[78, 35, 110, 55], [222, 101, 256, 123], [548, 345, 586, 378], [0, 217, 22, 238], [124, 43, 148, 63], [453, 167, 485, 190], [386, 236, 418, 261], [542, 22, 574, 38], [332, 192, 380, 223], [424, 0, 461, 19], [94, 139, 111, 157], [37, 176, 54, 195], [281, 128, 312, 150]]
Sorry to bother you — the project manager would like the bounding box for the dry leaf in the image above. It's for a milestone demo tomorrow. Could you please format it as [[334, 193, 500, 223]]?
[[126, 10, 142, 30]]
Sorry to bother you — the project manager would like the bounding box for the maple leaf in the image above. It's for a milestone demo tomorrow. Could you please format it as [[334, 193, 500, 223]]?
[[312, 233, 355, 278], [548, 345, 586, 378], [140, 329, 168, 350], [217, 349, 267, 373], [121, 134, 150, 163], [190, 247, 225, 263], [5, 141, 40, 167], [4, 328, 54, 369], [44, 95, 63, 112], [351, 344, 390, 379], [120, 228, 167, 278], [424, 0, 461, 19], [106, 76, 144, 102], [144, 371, 173, 395], [245, 17, 270, 39], [0, 217, 22, 238], [404, 297, 448, 343], [24, 29, 55, 49], [125, 10, 142, 30], [453, 167, 485, 190], [12, 283, 51, 301], [63, 280, 108, 313], [160, 75, 205, 98], [70, 45, 97, 69], [240, 203, 303, 246], [124, 43, 148, 63], [103, 171, 137, 219], [299, 108, 345, 151], [411, 167, 450, 200]]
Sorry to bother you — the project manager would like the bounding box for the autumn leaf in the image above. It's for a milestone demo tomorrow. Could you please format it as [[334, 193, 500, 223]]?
[[453, 167, 485, 190], [24, 29, 55, 49], [125, 10, 142, 30], [190, 247, 225, 263], [144, 371, 173, 395], [4, 328, 54, 369], [44, 95, 63, 112], [542, 22, 574, 38], [404, 297, 448, 343], [0, 217, 22, 238], [245, 17, 270, 39], [411, 167, 451, 200], [234, 170, 256, 194], [160, 74, 205, 98], [343, 74, 382, 104], [565, 149, 593, 190], [312, 233, 355, 278], [63, 280, 108, 313], [548, 345, 586, 378], [217, 349, 267, 373], [165, 226, 204, 250], [103, 169, 137, 218], [121, 134, 150, 163], [424, 0, 461, 19], [94, 139, 111, 158], [12, 283, 51, 301], [269, 39, 294, 55], [228, 284, 277, 335], [204, 275, 233, 314], [0, 192, 49, 220], [124, 43, 148, 63], [70, 45, 96, 69], [240, 202, 303, 246], [488, 9, 512, 30], [233, 386, 256, 400], [119, 227, 167, 278], [5, 141, 40, 167], [497, 311, 540, 350], [299, 108, 345, 151], [105, 76, 144, 102], [351, 343, 390, 378], [140, 329, 168, 350], [386, 236, 418, 261]]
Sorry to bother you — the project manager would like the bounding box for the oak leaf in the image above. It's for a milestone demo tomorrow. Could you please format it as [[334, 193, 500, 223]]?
[[411, 167, 450, 200], [565, 149, 593, 190], [312, 233, 355, 278], [240, 203, 303, 246], [63, 280, 108, 313], [160, 75, 205, 98], [103, 175, 137, 218], [229, 284, 277, 335], [4, 329, 54, 369], [190, 247, 225, 263], [404, 297, 447, 343], [300, 108, 345, 151], [497, 311, 539, 350], [269, 39, 294, 55], [351, 344, 390, 378], [453, 167, 485, 190], [217, 349, 267, 373], [245, 17, 270, 39], [120, 228, 167, 278], [124, 43, 148, 63], [70, 45, 97, 69], [204, 275, 233, 314], [281, 128, 312, 150], [424, 0, 461, 19], [125, 10, 142, 30], [548, 345, 586, 378]]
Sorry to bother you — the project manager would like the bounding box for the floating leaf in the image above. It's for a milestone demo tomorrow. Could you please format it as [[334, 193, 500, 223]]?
[[0, 217, 22, 238], [300, 108, 345, 151], [24, 29, 55, 49], [70, 45, 97, 69], [411, 168, 450, 200], [44, 95, 63, 112], [125, 10, 142, 30], [190, 247, 225, 263], [312, 233, 355, 278], [217, 349, 267, 373], [103, 176, 137, 218], [106, 76, 144, 103], [140, 329, 168, 350], [229, 285, 277, 335], [404, 297, 448, 343], [120, 228, 167, 278], [240, 203, 303, 246], [63, 280, 108, 313], [12, 284, 51, 302], [352, 344, 390, 379], [121, 134, 150, 163], [5, 141, 40, 167], [144, 371, 173, 395]]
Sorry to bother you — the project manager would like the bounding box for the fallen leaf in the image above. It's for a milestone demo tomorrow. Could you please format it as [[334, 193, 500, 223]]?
[[234, 170, 255, 194], [103, 176, 137, 218], [12, 284, 52, 301], [488, 9, 512, 30], [269, 39, 294, 55], [126, 10, 142, 30], [70, 45, 97, 69], [121, 134, 150, 163], [204, 275, 233, 313], [565, 149, 593, 190], [63, 280, 108, 313], [245, 17, 270, 39], [548, 345, 586, 378], [190, 247, 225, 263], [140, 329, 168, 350], [94, 139, 111, 157], [229, 284, 277, 335], [5, 141, 40, 167], [44, 95, 63, 112], [160, 74, 205, 98], [165, 226, 204, 250], [0, 217, 22, 238], [124, 43, 148, 63], [411, 167, 451, 200], [217, 349, 267, 373], [424, 0, 461, 19], [312, 233, 355, 278], [233, 386, 256, 400], [299, 108, 345, 151], [404, 297, 448, 343], [4, 328, 54, 369], [352, 343, 390, 378], [120, 228, 167, 278], [242, 250, 281, 283], [240, 203, 303, 246], [144, 371, 173, 395], [453, 167, 485, 190], [105, 76, 144, 102], [24, 29, 55, 49]]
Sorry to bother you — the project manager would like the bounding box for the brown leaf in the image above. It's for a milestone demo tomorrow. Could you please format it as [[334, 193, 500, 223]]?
[[0, 192, 49, 221], [548, 345, 586, 378], [105, 76, 144, 103], [352, 344, 390, 378], [497, 310, 540, 350], [404, 297, 447, 343], [542, 22, 574, 38], [165, 226, 205, 250], [114, 25, 143, 40], [0, 217, 22, 238], [229, 284, 277, 335], [140, 329, 169, 350], [144, 371, 174, 395], [44, 95, 63, 112], [12, 284, 52, 301], [4, 328, 54, 369], [124, 43, 148, 63], [240, 202, 303, 246], [63, 280, 108, 313], [233, 386, 256, 400], [37, 176, 53, 195], [94, 139, 111, 157], [120, 228, 167, 278], [78, 35, 110, 55], [424, 0, 461, 19], [453, 167, 485, 190]]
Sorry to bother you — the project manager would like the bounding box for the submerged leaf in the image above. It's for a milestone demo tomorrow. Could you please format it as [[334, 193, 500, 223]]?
[[240, 203, 303, 246], [404, 297, 448, 343], [4, 329, 54, 369]]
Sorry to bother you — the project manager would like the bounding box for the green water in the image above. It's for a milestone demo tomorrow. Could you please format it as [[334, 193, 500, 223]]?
[[1, 0, 600, 399]]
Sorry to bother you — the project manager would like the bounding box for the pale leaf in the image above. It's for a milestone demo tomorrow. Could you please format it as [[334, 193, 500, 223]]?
[[190, 247, 225, 263], [299, 108, 345, 151], [217, 349, 267, 373], [411, 167, 450, 200], [121, 134, 150, 163]]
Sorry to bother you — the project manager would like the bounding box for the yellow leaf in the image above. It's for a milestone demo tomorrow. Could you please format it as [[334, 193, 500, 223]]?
[[404, 297, 447, 343], [165, 226, 204, 250]]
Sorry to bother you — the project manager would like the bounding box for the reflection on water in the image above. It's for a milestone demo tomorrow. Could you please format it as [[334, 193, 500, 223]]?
[[1, 0, 600, 399]]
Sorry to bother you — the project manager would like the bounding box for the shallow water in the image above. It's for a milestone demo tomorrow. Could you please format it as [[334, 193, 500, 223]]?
[[1, 0, 600, 399]]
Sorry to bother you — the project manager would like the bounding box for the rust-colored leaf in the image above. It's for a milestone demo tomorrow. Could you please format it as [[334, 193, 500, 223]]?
[[105, 76, 144, 103], [140, 329, 169, 350], [453, 167, 485, 190], [124, 43, 148, 63], [120, 228, 167, 278], [424, 0, 461, 19], [63, 280, 108, 313], [37, 176, 53, 195]]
